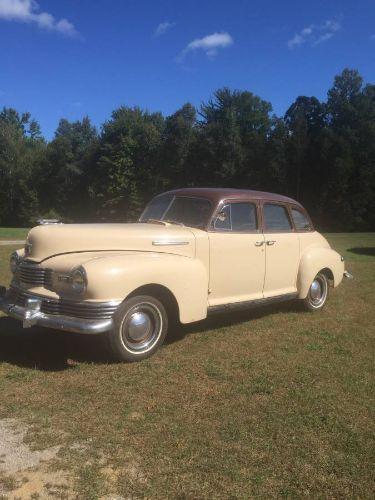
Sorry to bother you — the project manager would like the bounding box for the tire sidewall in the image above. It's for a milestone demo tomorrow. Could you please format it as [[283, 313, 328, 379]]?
[[109, 295, 168, 362]]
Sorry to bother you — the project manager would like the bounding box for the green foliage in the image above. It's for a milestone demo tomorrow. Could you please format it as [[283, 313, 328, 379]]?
[[198, 88, 273, 185], [91, 107, 164, 220], [0, 68, 374, 230], [0, 108, 45, 226], [37, 116, 98, 219], [162, 103, 197, 188]]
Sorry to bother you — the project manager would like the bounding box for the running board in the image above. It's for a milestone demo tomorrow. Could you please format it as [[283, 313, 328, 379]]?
[[208, 293, 299, 315]]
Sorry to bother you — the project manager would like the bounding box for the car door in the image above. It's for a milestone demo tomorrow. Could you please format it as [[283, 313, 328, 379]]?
[[208, 201, 266, 307], [262, 202, 299, 297]]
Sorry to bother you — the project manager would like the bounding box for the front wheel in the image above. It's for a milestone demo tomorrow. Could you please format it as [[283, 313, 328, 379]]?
[[108, 295, 168, 362], [302, 272, 329, 311]]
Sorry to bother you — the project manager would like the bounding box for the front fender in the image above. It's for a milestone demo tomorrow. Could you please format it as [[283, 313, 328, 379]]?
[[83, 253, 209, 323], [297, 247, 344, 298]]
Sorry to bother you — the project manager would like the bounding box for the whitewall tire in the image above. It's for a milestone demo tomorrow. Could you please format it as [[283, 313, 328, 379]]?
[[108, 295, 168, 362]]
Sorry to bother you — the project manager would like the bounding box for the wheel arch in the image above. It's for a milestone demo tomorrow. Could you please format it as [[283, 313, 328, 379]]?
[[320, 267, 334, 283], [127, 283, 179, 325]]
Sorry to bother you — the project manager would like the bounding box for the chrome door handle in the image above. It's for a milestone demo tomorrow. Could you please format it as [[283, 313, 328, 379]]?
[[254, 241, 264, 246], [266, 240, 276, 246]]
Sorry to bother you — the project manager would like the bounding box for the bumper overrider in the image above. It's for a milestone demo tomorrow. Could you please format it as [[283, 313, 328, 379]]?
[[0, 286, 119, 334]]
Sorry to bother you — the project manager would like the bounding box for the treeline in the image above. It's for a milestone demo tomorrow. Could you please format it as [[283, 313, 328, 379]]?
[[0, 68, 374, 230]]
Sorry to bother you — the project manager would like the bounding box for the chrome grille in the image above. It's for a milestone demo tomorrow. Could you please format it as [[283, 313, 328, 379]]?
[[11, 288, 118, 320], [19, 261, 53, 287]]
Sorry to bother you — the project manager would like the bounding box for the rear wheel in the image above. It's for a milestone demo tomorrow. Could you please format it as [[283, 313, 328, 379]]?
[[303, 272, 329, 311], [108, 295, 168, 362]]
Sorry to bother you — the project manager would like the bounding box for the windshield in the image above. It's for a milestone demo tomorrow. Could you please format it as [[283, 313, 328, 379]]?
[[140, 195, 212, 229]]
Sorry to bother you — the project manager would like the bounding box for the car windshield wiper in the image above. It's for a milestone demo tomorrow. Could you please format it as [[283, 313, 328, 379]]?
[[163, 219, 185, 226], [142, 218, 185, 227], [142, 218, 165, 224]]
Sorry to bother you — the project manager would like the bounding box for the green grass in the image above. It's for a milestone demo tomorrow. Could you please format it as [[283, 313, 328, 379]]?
[[0, 227, 29, 240], [0, 234, 374, 498]]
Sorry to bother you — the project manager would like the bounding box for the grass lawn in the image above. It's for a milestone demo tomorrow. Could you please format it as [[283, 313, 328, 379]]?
[[0, 227, 29, 241], [0, 234, 374, 498]]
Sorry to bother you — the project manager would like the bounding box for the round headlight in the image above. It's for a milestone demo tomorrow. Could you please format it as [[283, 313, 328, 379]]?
[[71, 268, 87, 294], [10, 252, 20, 273]]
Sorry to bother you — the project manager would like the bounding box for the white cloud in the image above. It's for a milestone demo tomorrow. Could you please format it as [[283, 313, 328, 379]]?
[[179, 32, 233, 60], [288, 19, 341, 49], [0, 0, 78, 37], [370, 34, 375, 40], [155, 21, 175, 37], [287, 33, 305, 49]]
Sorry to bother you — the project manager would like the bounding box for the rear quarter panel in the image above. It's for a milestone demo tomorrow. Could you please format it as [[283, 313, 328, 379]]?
[[297, 232, 344, 298]]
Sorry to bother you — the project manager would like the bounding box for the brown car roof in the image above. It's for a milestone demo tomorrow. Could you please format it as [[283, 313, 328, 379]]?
[[164, 187, 303, 208]]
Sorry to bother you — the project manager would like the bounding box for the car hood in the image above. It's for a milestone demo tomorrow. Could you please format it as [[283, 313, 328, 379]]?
[[25, 222, 196, 262]]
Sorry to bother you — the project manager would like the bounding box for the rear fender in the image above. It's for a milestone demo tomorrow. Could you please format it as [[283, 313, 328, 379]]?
[[297, 247, 344, 298]]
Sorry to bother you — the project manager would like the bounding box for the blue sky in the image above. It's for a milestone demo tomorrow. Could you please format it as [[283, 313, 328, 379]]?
[[0, 0, 374, 139]]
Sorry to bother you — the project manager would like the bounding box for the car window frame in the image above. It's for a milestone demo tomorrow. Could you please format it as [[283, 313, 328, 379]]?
[[288, 204, 315, 233], [209, 199, 261, 234], [261, 201, 295, 233]]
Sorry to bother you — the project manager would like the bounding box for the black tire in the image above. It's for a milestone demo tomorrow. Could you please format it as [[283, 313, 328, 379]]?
[[302, 272, 329, 312], [108, 295, 168, 362]]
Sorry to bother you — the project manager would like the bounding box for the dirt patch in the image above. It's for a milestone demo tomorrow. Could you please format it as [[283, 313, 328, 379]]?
[[2, 469, 71, 499], [0, 419, 60, 474], [0, 418, 72, 498]]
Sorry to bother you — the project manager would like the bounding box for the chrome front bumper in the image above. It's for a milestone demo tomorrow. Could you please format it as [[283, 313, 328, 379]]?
[[0, 287, 115, 334]]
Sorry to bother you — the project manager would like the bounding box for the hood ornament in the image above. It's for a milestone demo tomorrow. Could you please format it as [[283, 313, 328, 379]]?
[[37, 218, 62, 225]]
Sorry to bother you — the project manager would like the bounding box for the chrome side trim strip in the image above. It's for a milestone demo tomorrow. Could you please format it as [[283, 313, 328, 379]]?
[[208, 292, 299, 315], [152, 240, 189, 246]]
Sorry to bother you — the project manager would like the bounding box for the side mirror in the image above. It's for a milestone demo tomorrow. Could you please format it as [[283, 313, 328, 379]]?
[[213, 208, 230, 230]]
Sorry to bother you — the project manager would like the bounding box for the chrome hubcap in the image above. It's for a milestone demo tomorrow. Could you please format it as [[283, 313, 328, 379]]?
[[121, 303, 162, 353], [128, 312, 152, 342], [309, 276, 327, 307], [310, 280, 322, 301]]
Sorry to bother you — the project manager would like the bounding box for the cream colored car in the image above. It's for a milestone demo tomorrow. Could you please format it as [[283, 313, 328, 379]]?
[[0, 188, 352, 362]]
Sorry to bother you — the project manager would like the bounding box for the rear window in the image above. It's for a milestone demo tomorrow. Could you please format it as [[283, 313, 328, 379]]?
[[263, 204, 292, 232], [291, 208, 313, 231]]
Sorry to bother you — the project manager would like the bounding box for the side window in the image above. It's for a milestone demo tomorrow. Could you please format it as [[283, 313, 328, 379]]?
[[291, 208, 313, 231], [263, 204, 292, 232], [231, 203, 258, 231], [213, 203, 258, 232]]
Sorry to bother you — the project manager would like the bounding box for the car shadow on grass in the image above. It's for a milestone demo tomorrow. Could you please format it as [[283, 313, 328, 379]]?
[[0, 317, 112, 371], [347, 247, 375, 256], [0, 300, 301, 370], [166, 300, 302, 344]]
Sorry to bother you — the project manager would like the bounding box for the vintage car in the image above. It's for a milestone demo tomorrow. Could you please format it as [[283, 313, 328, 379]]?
[[0, 188, 352, 362]]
